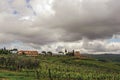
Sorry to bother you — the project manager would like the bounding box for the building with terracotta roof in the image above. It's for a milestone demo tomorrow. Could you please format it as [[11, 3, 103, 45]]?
[[73, 51, 81, 56], [18, 50, 39, 56], [66, 50, 81, 57]]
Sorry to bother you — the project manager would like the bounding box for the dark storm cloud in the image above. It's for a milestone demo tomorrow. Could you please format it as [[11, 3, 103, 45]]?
[[50, 0, 120, 41], [0, 0, 120, 46]]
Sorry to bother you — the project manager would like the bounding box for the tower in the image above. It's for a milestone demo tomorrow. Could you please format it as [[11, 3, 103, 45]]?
[[64, 49, 68, 54]]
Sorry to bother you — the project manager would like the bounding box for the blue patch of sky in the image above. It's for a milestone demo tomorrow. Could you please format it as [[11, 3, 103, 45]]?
[[7, 0, 36, 16], [25, 0, 37, 16], [7, 0, 14, 3], [107, 38, 120, 43], [26, 5, 37, 16], [7, 0, 13, 9], [13, 10, 19, 15], [9, 41, 36, 50], [7, 0, 19, 15], [26, 0, 31, 3], [26, 4, 32, 9]]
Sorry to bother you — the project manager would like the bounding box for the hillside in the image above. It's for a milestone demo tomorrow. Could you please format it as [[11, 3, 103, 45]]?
[[0, 54, 120, 80], [84, 54, 120, 62]]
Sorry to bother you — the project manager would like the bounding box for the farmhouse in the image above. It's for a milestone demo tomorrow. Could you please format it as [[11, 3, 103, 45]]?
[[66, 50, 81, 56], [73, 51, 81, 56], [18, 50, 39, 56]]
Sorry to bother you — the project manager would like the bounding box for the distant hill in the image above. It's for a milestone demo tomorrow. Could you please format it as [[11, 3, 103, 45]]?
[[83, 54, 120, 62]]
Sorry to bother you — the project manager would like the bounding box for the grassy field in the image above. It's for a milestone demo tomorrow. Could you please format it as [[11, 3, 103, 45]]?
[[0, 54, 120, 80]]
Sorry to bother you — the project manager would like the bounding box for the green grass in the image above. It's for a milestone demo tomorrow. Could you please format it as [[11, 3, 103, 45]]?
[[0, 70, 34, 80], [0, 55, 120, 80]]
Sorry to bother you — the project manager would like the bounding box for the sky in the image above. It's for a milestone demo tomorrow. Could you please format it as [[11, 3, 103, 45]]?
[[0, 0, 120, 54]]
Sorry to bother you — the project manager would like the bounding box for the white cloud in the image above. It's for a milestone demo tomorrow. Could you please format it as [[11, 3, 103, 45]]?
[[30, 0, 55, 17], [0, 0, 120, 54], [39, 38, 120, 54]]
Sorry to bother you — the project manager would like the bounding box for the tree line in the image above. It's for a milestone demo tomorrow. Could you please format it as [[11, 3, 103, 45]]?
[[0, 55, 40, 71], [0, 47, 18, 54]]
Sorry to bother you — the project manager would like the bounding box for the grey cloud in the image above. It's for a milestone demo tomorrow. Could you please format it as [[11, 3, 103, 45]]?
[[39, 38, 120, 54], [0, 0, 120, 52], [50, 0, 120, 41]]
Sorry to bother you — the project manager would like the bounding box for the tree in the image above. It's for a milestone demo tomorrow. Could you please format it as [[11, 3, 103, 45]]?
[[58, 51, 64, 55], [47, 51, 53, 56], [12, 48, 18, 51], [41, 51, 47, 55], [3, 47, 6, 51], [66, 52, 74, 56], [0, 47, 10, 54], [0, 57, 6, 66]]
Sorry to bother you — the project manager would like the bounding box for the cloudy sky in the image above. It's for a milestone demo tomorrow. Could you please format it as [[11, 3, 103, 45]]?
[[0, 0, 120, 54]]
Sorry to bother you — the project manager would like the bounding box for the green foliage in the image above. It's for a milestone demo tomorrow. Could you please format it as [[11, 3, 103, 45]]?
[[0, 48, 11, 54], [41, 51, 47, 55], [0, 55, 120, 80], [47, 51, 53, 56], [85, 54, 120, 62], [66, 52, 74, 56], [0, 55, 40, 71]]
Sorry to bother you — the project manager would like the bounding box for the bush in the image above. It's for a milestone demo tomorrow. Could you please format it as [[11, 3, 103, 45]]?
[[0, 55, 40, 71]]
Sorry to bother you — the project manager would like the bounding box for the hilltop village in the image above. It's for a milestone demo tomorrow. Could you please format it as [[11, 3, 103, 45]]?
[[0, 47, 81, 57], [0, 48, 119, 80]]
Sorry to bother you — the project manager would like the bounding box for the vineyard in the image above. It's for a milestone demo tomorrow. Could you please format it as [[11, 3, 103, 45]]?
[[0, 54, 120, 80]]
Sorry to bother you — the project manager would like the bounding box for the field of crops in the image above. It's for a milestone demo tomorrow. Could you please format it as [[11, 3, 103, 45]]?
[[0, 54, 120, 80]]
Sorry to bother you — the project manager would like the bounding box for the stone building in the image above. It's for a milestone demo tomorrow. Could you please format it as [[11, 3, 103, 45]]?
[[18, 50, 39, 56]]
